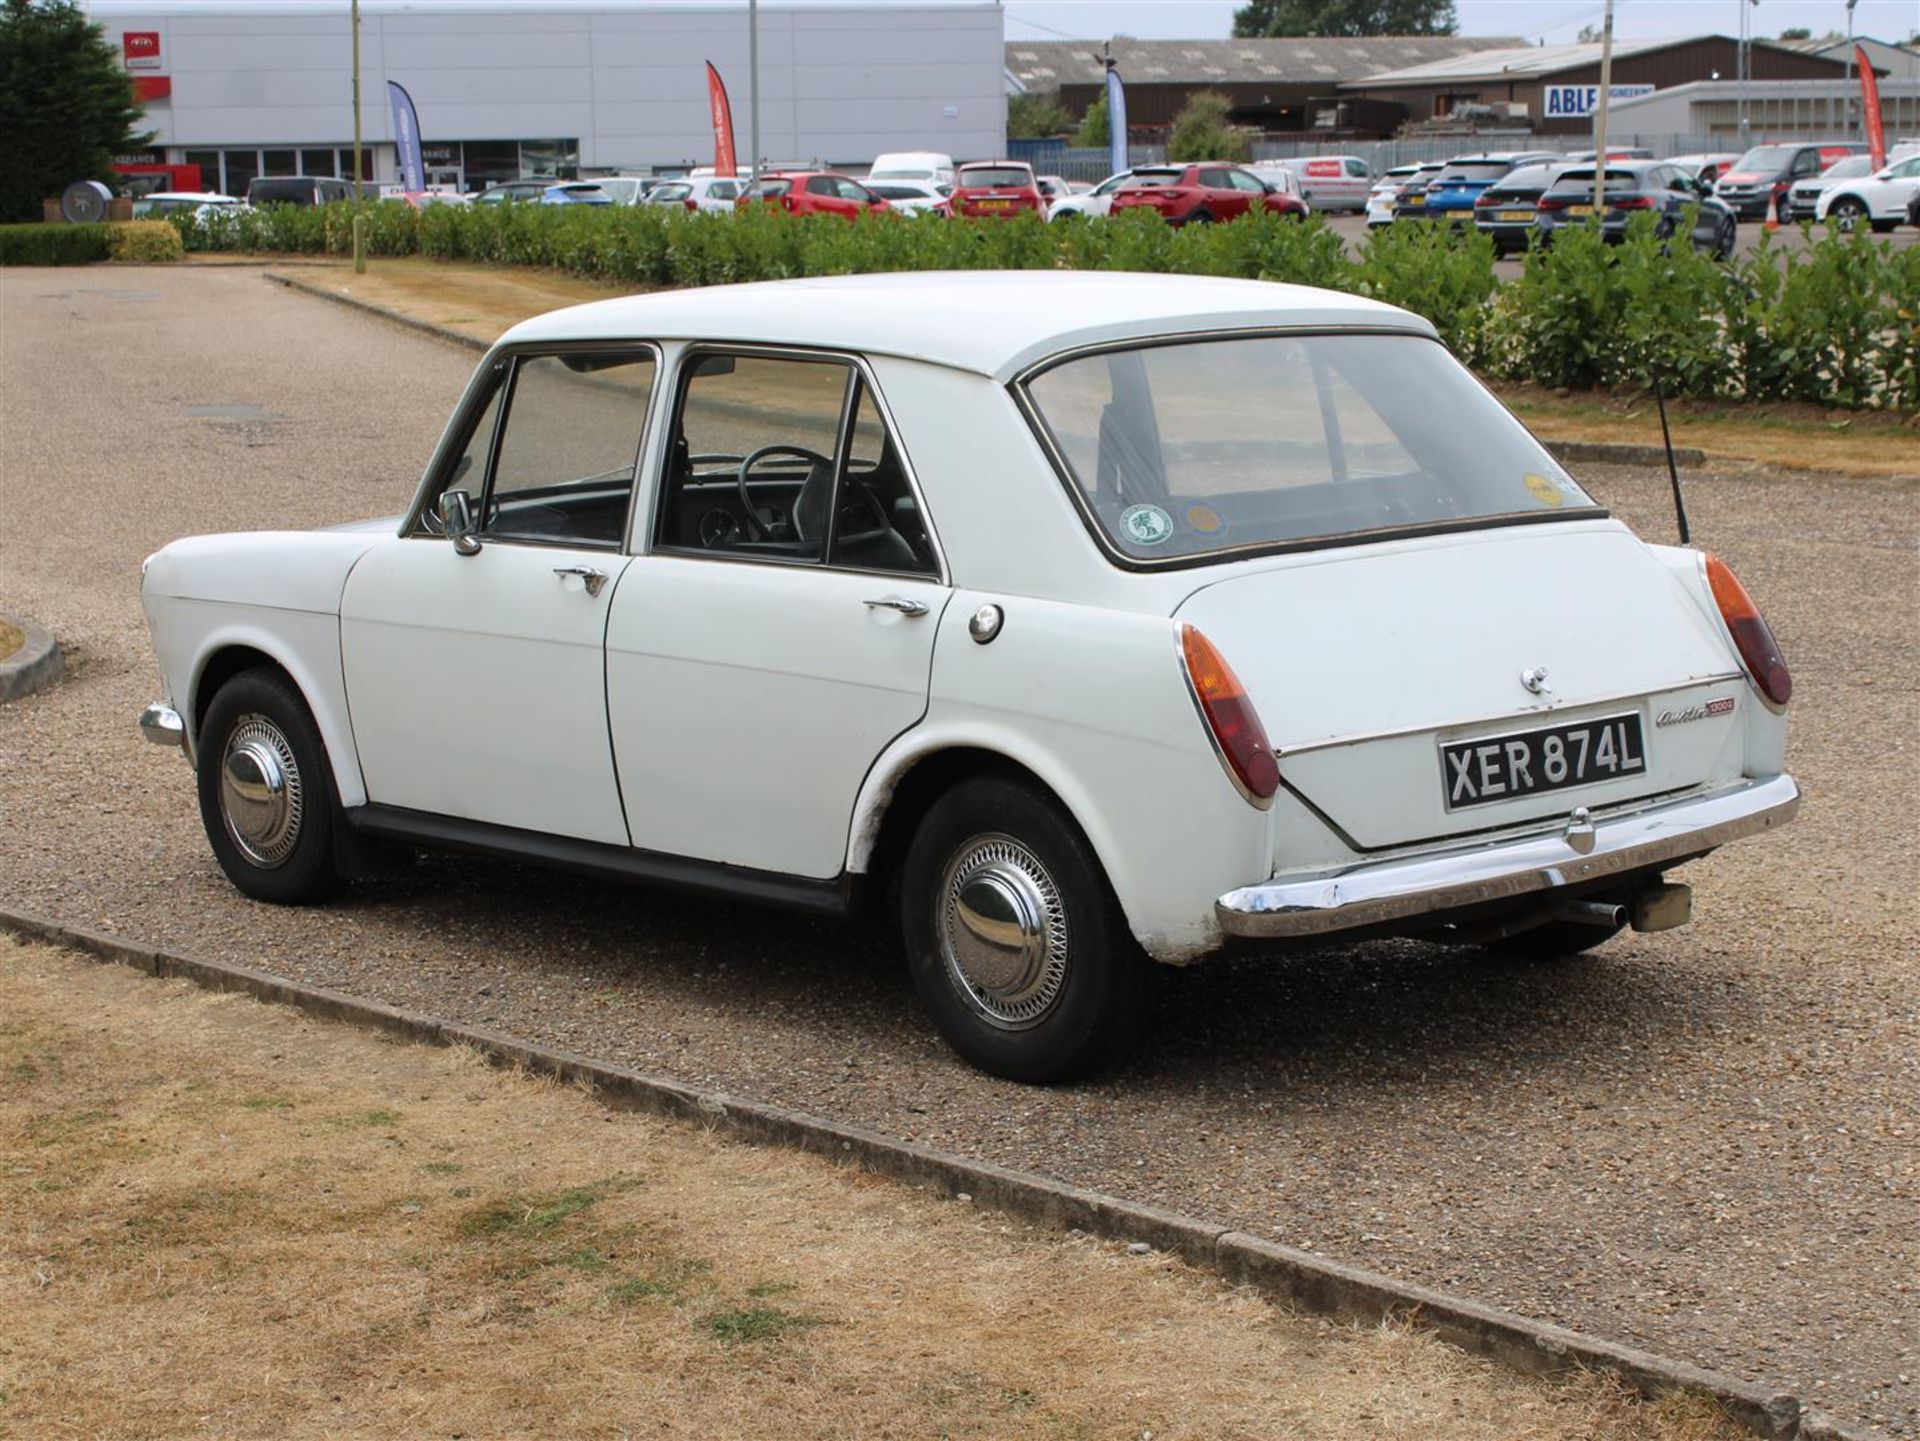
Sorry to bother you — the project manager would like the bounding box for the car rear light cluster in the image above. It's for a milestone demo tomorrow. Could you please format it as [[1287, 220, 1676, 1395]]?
[[1705, 554, 1792, 706], [1612, 195, 1654, 210], [1179, 624, 1280, 806], [1536, 196, 1570, 212]]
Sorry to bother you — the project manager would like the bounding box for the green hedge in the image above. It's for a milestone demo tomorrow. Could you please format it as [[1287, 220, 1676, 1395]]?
[[149, 200, 1920, 411], [0, 222, 112, 265]]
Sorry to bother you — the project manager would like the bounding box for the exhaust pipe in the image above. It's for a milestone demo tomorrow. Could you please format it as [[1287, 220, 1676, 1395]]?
[[1551, 899, 1628, 929]]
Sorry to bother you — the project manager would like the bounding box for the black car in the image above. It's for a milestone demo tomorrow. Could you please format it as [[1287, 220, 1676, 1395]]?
[[246, 175, 354, 207], [1471, 162, 1569, 254], [1534, 161, 1737, 258]]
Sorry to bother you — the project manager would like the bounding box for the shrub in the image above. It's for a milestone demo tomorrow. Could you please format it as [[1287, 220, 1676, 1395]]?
[[1355, 220, 1498, 367], [0, 221, 111, 264], [1166, 91, 1251, 164], [106, 219, 183, 262]]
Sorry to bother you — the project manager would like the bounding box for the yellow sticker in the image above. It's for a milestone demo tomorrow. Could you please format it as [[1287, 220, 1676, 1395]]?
[[1184, 503, 1225, 535], [1524, 472, 1565, 507]]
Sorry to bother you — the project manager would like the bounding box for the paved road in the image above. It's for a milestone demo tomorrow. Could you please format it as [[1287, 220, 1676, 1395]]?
[[3, 266, 1916, 1437]]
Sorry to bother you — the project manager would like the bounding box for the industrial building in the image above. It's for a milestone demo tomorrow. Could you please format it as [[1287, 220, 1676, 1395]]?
[[90, 0, 1006, 194]]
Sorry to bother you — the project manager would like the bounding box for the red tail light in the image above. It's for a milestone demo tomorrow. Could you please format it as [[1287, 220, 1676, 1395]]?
[[1611, 194, 1654, 210], [1474, 192, 1500, 207], [684, 197, 698, 212], [1705, 554, 1792, 706], [1179, 624, 1280, 805], [780, 194, 797, 212], [1536, 195, 1569, 212]]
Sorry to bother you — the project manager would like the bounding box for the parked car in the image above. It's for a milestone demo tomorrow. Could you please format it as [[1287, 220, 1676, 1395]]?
[[1047, 170, 1136, 221], [135, 271, 1800, 1081], [739, 171, 892, 219], [1035, 175, 1075, 203], [131, 191, 246, 220], [951, 162, 1046, 219], [868, 151, 957, 190], [1381, 160, 1447, 222], [590, 177, 653, 206], [865, 180, 953, 217], [1784, 154, 1873, 221], [1261, 155, 1373, 212], [246, 176, 353, 207], [1567, 146, 1655, 163], [473, 180, 551, 205], [1471, 163, 1568, 255], [1109, 164, 1308, 225], [1814, 150, 1920, 233], [389, 189, 469, 210], [1536, 161, 1737, 257], [1364, 163, 1424, 226], [1665, 152, 1744, 187], [1416, 152, 1560, 222], [644, 176, 745, 213], [541, 182, 614, 206], [1716, 142, 1866, 220]]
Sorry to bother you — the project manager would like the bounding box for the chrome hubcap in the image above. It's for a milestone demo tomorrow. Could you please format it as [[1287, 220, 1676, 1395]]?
[[219, 714, 302, 868], [938, 835, 1069, 1031]]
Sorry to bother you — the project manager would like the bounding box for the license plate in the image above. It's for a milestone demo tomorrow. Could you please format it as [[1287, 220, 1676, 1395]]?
[[1441, 714, 1647, 810], [1567, 204, 1594, 217], [1498, 209, 1535, 222], [977, 198, 1010, 209]]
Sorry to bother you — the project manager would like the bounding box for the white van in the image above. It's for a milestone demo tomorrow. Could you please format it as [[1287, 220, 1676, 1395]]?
[[1261, 155, 1374, 213], [868, 151, 956, 190]]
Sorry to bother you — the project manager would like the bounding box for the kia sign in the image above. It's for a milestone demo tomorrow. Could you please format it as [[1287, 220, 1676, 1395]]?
[[122, 31, 162, 70], [1543, 84, 1653, 119]]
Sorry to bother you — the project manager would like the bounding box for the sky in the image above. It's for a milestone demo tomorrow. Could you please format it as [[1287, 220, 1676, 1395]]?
[[1003, 0, 1920, 46]]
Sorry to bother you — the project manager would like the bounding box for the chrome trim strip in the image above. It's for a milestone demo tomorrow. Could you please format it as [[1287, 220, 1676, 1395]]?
[[1216, 773, 1799, 939]]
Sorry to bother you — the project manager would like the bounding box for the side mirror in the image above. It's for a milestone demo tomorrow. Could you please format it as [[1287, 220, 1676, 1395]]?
[[439, 489, 481, 555]]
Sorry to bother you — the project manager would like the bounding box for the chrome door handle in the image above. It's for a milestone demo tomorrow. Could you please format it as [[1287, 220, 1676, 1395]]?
[[553, 565, 607, 597], [863, 596, 928, 617]]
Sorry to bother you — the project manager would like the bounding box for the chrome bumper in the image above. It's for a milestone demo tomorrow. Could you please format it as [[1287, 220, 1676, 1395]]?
[[139, 702, 185, 748], [1217, 774, 1799, 940]]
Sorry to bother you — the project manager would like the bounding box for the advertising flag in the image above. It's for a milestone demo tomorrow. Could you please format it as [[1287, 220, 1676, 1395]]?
[[1106, 64, 1128, 177], [706, 62, 738, 177], [1856, 46, 1886, 171], [387, 81, 425, 192]]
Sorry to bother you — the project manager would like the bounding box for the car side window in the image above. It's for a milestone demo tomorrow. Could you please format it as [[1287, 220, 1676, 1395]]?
[[1346, 159, 1370, 178], [829, 381, 938, 576], [1197, 168, 1233, 189], [711, 181, 739, 200], [479, 351, 656, 548], [807, 176, 839, 197], [835, 178, 871, 202]]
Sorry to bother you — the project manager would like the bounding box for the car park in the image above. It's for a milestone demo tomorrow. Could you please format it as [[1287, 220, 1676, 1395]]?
[[133, 270, 1800, 1082], [1416, 152, 1559, 223], [1716, 142, 1865, 220], [1109, 164, 1308, 225], [1262, 155, 1373, 212], [1047, 170, 1137, 221], [1382, 160, 1447, 222], [740, 171, 892, 219], [132, 191, 247, 220], [246, 176, 354, 207], [644, 175, 744, 213], [1665, 152, 1744, 187], [1364, 163, 1422, 226], [1537, 161, 1737, 257], [1471, 162, 1567, 255], [1785, 153, 1874, 221], [951, 162, 1046, 218], [1814, 149, 1920, 233], [865, 179, 953, 217], [868, 151, 956, 190]]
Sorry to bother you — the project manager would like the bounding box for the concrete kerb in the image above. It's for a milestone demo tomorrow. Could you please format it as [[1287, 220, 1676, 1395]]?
[[0, 614, 63, 702], [264, 271, 488, 353], [0, 907, 1875, 1441]]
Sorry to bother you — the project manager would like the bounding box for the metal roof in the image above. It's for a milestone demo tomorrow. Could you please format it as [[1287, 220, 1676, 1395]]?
[[1339, 34, 1841, 89], [1004, 36, 1523, 91]]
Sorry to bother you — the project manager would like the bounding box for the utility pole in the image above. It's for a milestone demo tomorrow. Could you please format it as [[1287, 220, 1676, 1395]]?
[[1844, 0, 1859, 139], [748, 0, 760, 184], [351, 0, 366, 274], [1591, 0, 1615, 216]]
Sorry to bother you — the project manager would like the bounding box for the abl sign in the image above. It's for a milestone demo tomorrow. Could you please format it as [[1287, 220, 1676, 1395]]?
[[1544, 84, 1655, 118]]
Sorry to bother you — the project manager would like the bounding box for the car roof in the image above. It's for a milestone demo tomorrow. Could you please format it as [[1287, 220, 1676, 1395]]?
[[500, 271, 1433, 382]]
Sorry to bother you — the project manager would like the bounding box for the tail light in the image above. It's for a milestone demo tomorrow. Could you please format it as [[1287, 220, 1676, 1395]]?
[[1536, 195, 1569, 212], [1612, 194, 1654, 210], [1179, 624, 1280, 805], [1705, 554, 1792, 706], [684, 197, 698, 212], [1474, 192, 1500, 207], [780, 194, 797, 212]]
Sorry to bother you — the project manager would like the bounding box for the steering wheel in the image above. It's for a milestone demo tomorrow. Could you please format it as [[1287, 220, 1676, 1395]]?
[[737, 444, 832, 540]]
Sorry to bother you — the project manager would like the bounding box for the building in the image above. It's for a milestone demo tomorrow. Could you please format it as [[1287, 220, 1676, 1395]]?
[[90, 0, 1006, 195], [1606, 77, 1920, 142], [1003, 35, 1522, 135], [1337, 35, 1854, 137], [1785, 36, 1920, 82]]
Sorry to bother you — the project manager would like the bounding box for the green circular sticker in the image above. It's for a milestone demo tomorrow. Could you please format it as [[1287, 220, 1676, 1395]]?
[[1119, 503, 1174, 546]]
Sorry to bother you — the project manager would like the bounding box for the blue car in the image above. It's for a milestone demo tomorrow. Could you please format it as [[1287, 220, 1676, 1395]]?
[[1412, 152, 1559, 223], [541, 182, 613, 206]]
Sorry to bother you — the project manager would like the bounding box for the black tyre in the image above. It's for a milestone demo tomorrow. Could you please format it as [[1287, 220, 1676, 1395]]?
[[1484, 918, 1622, 961], [900, 777, 1149, 1083], [1186, 209, 1215, 225], [196, 666, 341, 904], [1716, 216, 1736, 260], [1827, 197, 1867, 233]]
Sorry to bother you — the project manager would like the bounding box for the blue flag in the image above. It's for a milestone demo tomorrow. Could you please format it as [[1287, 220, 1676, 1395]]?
[[1106, 65, 1128, 177], [387, 81, 424, 191]]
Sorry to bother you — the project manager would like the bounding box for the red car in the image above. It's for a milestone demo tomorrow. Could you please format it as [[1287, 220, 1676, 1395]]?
[[739, 171, 891, 220], [951, 162, 1045, 219], [1110, 164, 1309, 225]]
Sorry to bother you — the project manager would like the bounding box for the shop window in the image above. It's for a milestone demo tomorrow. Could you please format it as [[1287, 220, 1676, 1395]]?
[[263, 149, 298, 177], [223, 150, 259, 199], [301, 148, 338, 177]]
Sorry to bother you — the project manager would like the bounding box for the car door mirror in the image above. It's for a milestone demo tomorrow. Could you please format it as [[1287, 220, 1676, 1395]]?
[[439, 489, 482, 555]]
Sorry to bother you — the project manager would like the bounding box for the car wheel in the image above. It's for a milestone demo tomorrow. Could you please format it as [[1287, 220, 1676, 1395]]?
[[1186, 209, 1215, 225], [1827, 197, 1867, 233], [900, 776, 1149, 1083], [196, 667, 341, 904], [1716, 216, 1737, 260], [1483, 918, 1623, 961]]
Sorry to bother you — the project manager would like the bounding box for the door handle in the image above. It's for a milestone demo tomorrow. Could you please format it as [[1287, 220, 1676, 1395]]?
[[863, 596, 928, 617], [553, 565, 608, 597]]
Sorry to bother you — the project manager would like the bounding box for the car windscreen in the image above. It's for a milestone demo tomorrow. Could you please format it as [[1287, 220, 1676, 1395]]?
[[1813, 156, 1873, 181], [1022, 333, 1596, 563], [958, 168, 1031, 188], [1731, 146, 1798, 173], [873, 168, 932, 180]]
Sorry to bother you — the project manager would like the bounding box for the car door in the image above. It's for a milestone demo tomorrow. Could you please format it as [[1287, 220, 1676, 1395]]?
[[804, 175, 852, 219], [340, 345, 658, 846], [606, 347, 950, 880], [1226, 167, 1272, 214], [1196, 167, 1244, 218]]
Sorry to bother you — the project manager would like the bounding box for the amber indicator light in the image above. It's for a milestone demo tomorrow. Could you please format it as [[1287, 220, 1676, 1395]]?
[[1705, 553, 1792, 706], [1180, 624, 1281, 803]]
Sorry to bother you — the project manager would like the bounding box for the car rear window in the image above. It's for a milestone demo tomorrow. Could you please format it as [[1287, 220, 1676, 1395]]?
[[1123, 170, 1185, 188], [1549, 169, 1642, 190], [1023, 333, 1596, 564], [959, 167, 1032, 188], [1436, 162, 1511, 182], [247, 178, 317, 205]]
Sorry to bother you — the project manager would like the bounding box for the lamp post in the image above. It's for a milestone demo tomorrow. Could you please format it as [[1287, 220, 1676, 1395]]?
[[351, 0, 366, 274], [1844, 0, 1860, 139], [1592, 0, 1615, 216], [748, 0, 760, 185]]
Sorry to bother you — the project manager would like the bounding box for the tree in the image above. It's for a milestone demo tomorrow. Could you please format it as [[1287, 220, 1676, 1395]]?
[[1074, 93, 1109, 149], [0, 0, 150, 222], [1233, 0, 1456, 38], [1778, 26, 1812, 40], [1166, 91, 1252, 163], [1007, 91, 1073, 139], [1576, 24, 1601, 43]]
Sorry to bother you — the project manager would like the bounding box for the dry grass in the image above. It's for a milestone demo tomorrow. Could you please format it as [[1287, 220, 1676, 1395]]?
[[0, 936, 1749, 1441], [0, 620, 22, 664], [273, 256, 632, 346]]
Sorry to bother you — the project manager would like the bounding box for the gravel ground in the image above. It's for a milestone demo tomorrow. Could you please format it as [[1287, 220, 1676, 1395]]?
[[3, 266, 1916, 1436]]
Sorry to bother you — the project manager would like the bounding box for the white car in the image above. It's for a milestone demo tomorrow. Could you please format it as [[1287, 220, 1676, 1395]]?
[[1814, 149, 1920, 233], [864, 179, 951, 216], [644, 176, 744, 213], [137, 272, 1799, 1082], [868, 151, 956, 190], [131, 191, 247, 220], [1261, 155, 1374, 212], [1365, 163, 1423, 226], [1047, 170, 1136, 221], [1786, 154, 1874, 221]]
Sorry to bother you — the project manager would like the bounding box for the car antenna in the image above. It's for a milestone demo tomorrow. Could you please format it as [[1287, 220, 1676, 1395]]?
[[1655, 380, 1691, 546]]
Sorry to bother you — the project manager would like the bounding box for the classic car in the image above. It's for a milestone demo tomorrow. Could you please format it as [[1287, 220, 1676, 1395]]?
[[137, 273, 1799, 1082]]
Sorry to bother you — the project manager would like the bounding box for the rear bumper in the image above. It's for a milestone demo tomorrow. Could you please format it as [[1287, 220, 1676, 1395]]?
[[1216, 774, 1799, 940]]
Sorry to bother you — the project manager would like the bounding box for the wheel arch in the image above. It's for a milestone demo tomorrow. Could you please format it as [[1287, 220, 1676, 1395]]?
[[185, 622, 367, 807]]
